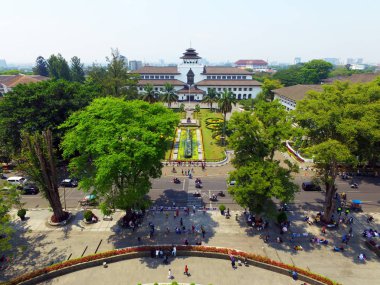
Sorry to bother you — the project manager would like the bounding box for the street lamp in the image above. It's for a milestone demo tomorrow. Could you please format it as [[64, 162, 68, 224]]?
[[187, 83, 192, 109]]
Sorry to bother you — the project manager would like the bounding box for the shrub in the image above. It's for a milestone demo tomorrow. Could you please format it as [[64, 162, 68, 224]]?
[[83, 210, 93, 221], [99, 202, 112, 216], [219, 204, 226, 212], [17, 209, 27, 219], [277, 212, 288, 224]]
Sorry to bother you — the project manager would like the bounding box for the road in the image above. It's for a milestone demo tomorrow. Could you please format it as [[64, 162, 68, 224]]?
[[18, 170, 380, 213]]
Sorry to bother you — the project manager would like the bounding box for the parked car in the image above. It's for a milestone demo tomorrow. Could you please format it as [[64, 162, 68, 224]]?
[[60, 179, 78, 188], [302, 181, 321, 191], [6, 176, 26, 185], [22, 184, 39, 195]]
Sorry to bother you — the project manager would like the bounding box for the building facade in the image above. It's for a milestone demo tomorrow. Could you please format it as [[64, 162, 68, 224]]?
[[234, 59, 269, 72], [0, 74, 49, 96], [134, 48, 262, 101]]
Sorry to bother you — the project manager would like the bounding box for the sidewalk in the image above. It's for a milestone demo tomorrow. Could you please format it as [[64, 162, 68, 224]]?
[[2, 208, 380, 284]]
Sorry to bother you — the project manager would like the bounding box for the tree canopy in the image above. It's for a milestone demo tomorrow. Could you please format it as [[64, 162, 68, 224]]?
[[33, 56, 49, 77], [47, 54, 72, 81], [60, 98, 179, 212], [70, 56, 85, 83], [88, 48, 139, 99], [0, 79, 101, 155], [294, 80, 380, 221], [228, 100, 298, 215]]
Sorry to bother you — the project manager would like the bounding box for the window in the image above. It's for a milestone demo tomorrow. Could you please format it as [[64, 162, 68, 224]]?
[[238, 88, 242, 91], [212, 76, 216, 79], [237, 76, 241, 79], [227, 76, 231, 79], [170, 76, 174, 79], [232, 76, 236, 80], [242, 76, 246, 79], [160, 88, 163, 91], [217, 76, 221, 79], [207, 76, 211, 79], [150, 75, 154, 79], [222, 76, 226, 79], [165, 75, 169, 79], [218, 88, 221, 91], [228, 88, 231, 91], [244, 88, 247, 91], [159, 75, 163, 79], [249, 88, 252, 91], [223, 88, 226, 91], [233, 88, 237, 91], [139, 87, 143, 91], [155, 76, 159, 79], [155, 87, 158, 91]]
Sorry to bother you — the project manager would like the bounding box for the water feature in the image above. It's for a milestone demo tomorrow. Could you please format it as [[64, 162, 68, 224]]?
[[184, 128, 192, 158]]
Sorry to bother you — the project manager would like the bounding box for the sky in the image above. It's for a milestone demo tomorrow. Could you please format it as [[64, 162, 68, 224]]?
[[1, 0, 380, 65]]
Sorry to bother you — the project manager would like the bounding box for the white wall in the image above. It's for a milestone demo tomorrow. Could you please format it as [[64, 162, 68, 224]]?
[[177, 63, 204, 84], [274, 94, 296, 111]]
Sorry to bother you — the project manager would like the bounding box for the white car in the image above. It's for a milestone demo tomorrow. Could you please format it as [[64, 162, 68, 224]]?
[[6, 176, 26, 185]]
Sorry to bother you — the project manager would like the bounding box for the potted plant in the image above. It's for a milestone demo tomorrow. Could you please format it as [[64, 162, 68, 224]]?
[[219, 204, 226, 215], [17, 209, 27, 221], [83, 210, 94, 222]]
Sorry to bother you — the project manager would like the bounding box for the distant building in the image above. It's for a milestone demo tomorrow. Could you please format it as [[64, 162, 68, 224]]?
[[0, 74, 49, 96], [129, 60, 143, 71], [134, 47, 262, 101], [349, 64, 365, 70], [322, 73, 380, 84], [0, 59, 7, 69], [294, 57, 301, 65], [324, 58, 340, 65], [234, 59, 269, 72], [273, 85, 323, 111]]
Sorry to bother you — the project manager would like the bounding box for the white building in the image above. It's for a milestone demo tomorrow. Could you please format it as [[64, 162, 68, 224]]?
[[0, 74, 49, 96], [273, 84, 323, 111], [134, 48, 262, 101], [234, 59, 269, 72]]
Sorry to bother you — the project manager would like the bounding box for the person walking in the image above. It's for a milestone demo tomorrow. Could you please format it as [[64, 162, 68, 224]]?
[[168, 269, 173, 279], [172, 246, 177, 256], [184, 265, 189, 276], [201, 225, 206, 238], [180, 217, 183, 227]]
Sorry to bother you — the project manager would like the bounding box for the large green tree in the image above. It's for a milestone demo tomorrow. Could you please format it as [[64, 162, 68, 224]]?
[[261, 78, 283, 101], [0, 186, 20, 251], [88, 49, 139, 99], [70, 56, 85, 83], [0, 80, 100, 155], [202, 88, 219, 110], [294, 80, 380, 222], [60, 99, 179, 213], [228, 100, 298, 215], [47, 54, 72, 81], [32, 56, 49, 77], [160, 83, 178, 107], [217, 90, 237, 145]]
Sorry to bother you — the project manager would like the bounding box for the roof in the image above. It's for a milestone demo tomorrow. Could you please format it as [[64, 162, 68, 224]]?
[[197, 80, 261, 86], [176, 86, 205, 94], [235, 60, 268, 66], [273, 84, 323, 101], [0, 74, 49, 88], [202, 66, 252, 75], [323, 73, 380, 84], [137, 79, 185, 86], [133, 66, 180, 74], [180, 48, 202, 60]]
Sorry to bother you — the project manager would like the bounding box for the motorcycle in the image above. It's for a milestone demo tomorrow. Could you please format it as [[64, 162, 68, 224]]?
[[173, 178, 181, 184], [350, 183, 358, 189], [209, 194, 218, 201], [195, 178, 202, 184], [195, 183, 202, 189], [218, 191, 225, 197]]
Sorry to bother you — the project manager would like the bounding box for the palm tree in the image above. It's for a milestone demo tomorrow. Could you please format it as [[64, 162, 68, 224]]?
[[194, 104, 201, 118], [202, 88, 219, 111], [160, 83, 178, 107], [218, 90, 237, 145], [141, 83, 157, 104]]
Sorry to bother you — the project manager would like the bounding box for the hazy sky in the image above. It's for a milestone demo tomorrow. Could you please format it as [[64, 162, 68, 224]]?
[[1, 0, 379, 65]]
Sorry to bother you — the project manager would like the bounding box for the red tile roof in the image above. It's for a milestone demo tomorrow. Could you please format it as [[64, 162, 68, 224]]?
[[202, 66, 252, 75], [235, 60, 268, 66], [177, 86, 205, 94], [197, 80, 261, 86], [133, 66, 180, 74], [323, 73, 380, 84], [0, 75, 49, 88], [137, 79, 185, 86], [273, 84, 323, 101]]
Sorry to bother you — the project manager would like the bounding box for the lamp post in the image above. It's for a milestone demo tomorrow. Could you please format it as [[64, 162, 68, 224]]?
[[188, 84, 192, 109]]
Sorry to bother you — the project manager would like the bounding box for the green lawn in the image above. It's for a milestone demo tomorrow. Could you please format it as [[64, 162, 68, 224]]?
[[198, 109, 226, 161], [177, 128, 199, 160]]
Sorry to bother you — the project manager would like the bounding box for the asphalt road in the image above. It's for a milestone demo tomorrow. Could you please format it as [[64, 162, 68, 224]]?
[[17, 172, 380, 213]]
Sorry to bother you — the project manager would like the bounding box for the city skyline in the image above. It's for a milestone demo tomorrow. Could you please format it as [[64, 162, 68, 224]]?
[[1, 0, 380, 65]]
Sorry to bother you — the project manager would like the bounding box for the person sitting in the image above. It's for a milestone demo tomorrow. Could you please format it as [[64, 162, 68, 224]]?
[[243, 257, 248, 266], [358, 253, 367, 262], [367, 215, 374, 223], [294, 245, 303, 251], [276, 236, 283, 243]]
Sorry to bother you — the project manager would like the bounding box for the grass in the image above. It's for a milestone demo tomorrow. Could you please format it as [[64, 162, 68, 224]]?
[[198, 109, 226, 161]]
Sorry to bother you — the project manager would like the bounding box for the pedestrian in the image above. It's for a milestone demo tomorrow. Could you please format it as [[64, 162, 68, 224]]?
[[180, 217, 183, 227], [176, 207, 179, 217], [322, 226, 326, 235], [172, 246, 176, 256], [193, 205, 196, 214], [168, 269, 173, 279], [345, 208, 350, 216], [192, 224, 195, 234], [231, 256, 236, 269], [182, 169, 184, 175], [337, 207, 342, 214], [349, 227, 353, 236], [291, 271, 298, 280], [201, 225, 206, 238], [349, 216, 353, 225], [184, 264, 189, 276]]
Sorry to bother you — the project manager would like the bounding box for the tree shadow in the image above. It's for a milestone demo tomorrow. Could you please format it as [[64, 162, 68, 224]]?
[[1, 220, 67, 282], [107, 210, 219, 268], [151, 188, 193, 208]]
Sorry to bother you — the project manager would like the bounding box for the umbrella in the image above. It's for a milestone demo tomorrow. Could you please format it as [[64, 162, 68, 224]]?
[[351, 199, 362, 204]]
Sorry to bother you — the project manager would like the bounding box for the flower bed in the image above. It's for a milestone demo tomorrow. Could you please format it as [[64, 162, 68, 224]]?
[[205, 118, 223, 124], [8, 245, 340, 285]]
